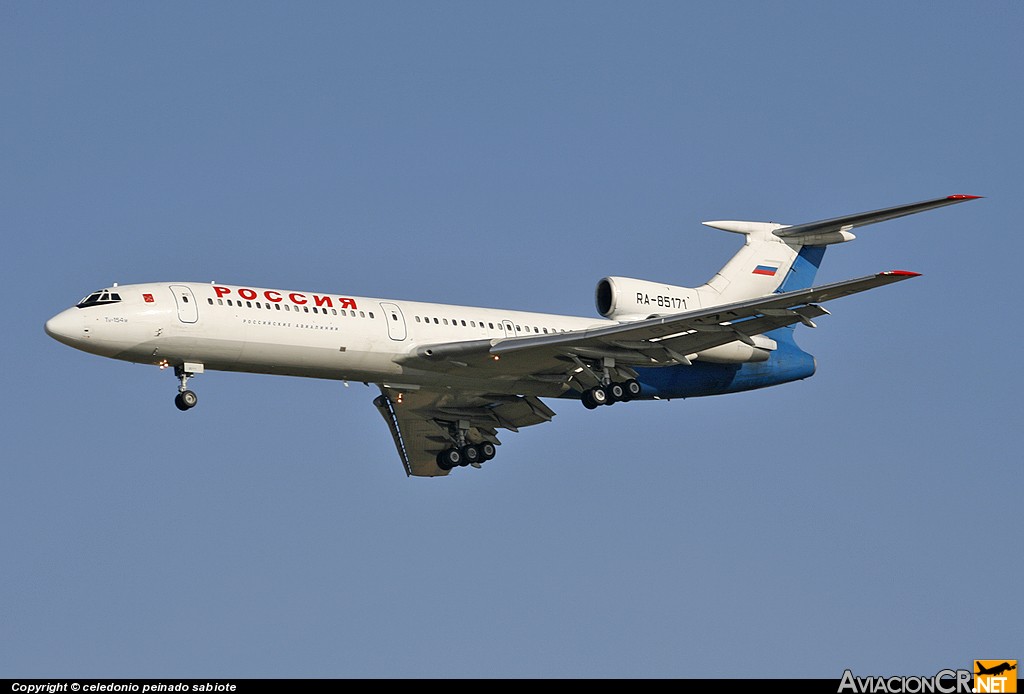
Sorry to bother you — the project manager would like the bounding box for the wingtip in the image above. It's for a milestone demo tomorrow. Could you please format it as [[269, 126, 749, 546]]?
[[946, 194, 983, 200], [883, 270, 922, 278]]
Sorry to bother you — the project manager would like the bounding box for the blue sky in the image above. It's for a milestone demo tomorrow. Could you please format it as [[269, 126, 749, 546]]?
[[3, 1, 1020, 678]]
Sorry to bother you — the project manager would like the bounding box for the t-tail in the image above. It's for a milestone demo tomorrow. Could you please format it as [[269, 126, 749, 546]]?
[[697, 195, 982, 304], [595, 195, 980, 321]]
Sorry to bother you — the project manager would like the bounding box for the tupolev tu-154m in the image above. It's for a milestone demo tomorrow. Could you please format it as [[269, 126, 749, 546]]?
[[45, 195, 980, 477]]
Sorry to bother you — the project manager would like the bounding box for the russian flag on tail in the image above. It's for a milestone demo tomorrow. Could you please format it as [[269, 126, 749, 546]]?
[[752, 265, 779, 276]]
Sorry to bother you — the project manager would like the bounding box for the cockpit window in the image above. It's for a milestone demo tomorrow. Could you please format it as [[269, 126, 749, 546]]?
[[77, 289, 122, 308]]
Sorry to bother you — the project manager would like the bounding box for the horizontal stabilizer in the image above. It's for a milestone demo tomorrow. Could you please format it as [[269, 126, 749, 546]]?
[[702, 220, 786, 235], [774, 195, 981, 239]]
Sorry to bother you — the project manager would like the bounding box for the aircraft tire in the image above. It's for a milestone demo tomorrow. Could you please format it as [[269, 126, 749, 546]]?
[[581, 390, 598, 409], [461, 444, 480, 466], [437, 448, 461, 471], [180, 389, 198, 409], [609, 383, 626, 402], [624, 379, 641, 400], [591, 385, 610, 406], [174, 394, 189, 411], [479, 442, 496, 460]]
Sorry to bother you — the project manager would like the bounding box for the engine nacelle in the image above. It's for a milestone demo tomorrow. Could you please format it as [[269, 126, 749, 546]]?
[[596, 276, 700, 321]]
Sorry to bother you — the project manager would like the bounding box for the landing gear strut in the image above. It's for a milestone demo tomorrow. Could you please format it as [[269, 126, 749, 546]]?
[[172, 363, 203, 411], [436, 420, 497, 471]]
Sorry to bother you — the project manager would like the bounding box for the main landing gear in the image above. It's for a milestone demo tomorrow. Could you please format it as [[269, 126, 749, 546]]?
[[436, 442, 497, 471], [436, 419, 497, 471], [172, 363, 203, 411], [581, 379, 641, 409], [577, 356, 641, 410]]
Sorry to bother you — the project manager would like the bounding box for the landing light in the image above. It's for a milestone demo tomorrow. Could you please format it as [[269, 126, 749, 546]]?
[[492, 355, 500, 361], [157, 359, 170, 370]]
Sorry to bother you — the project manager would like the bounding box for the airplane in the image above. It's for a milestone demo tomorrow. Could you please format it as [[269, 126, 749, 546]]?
[[976, 662, 1017, 677], [44, 195, 980, 477]]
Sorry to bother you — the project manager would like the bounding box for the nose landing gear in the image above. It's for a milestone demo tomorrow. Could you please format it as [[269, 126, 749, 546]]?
[[172, 363, 203, 411]]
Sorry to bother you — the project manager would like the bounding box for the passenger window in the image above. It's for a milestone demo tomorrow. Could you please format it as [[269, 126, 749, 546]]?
[[461, 320, 466, 326], [275, 304, 281, 310], [443, 319, 448, 325], [515, 325, 521, 331], [332, 309, 337, 315], [256, 302, 262, 309], [217, 299, 224, 305], [470, 321, 476, 327], [433, 318, 439, 324], [415, 316, 421, 323], [489, 323, 494, 329], [360, 311, 365, 318], [208, 298, 213, 305], [246, 301, 252, 308], [369, 312, 374, 318], [182, 295, 189, 303]]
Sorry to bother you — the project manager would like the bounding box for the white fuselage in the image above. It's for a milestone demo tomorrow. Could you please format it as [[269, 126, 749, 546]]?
[[45, 282, 614, 398]]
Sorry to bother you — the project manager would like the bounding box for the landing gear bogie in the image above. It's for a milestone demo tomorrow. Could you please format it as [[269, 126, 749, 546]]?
[[581, 380, 641, 409], [437, 442, 496, 472]]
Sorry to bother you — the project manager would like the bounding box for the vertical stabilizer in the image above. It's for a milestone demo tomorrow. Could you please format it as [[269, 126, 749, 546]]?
[[695, 223, 813, 306]]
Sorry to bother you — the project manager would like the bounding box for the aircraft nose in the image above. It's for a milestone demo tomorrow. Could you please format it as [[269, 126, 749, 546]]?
[[45, 308, 83, 346]]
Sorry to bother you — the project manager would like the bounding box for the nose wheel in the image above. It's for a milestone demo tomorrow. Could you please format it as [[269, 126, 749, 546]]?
[[172, 363, 203, 411], [174, 390, 198, 411]]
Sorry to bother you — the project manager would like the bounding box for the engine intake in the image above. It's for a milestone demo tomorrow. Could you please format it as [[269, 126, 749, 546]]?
[[596, 277, 700, 321]]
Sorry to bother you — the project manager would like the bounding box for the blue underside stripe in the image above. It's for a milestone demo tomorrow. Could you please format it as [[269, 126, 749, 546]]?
[[559, 327, 816, 401]]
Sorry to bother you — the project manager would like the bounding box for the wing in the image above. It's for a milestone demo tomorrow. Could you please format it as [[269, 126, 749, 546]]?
[[373, 386, 556, 477], [378, 270, 919, 476], [402, 271, 920, 386]]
